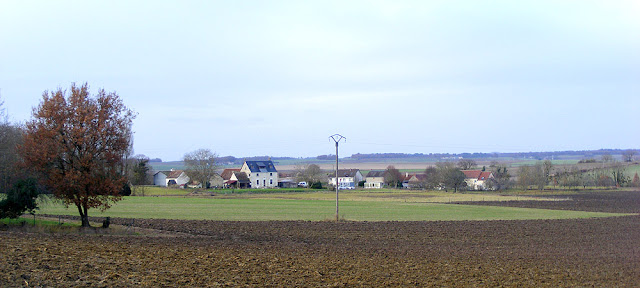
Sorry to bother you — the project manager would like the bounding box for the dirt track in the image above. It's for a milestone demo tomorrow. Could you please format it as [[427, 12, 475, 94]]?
[[1, 191, 639, 287]]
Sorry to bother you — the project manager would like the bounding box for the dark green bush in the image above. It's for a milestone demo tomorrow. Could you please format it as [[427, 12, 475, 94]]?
[[0, 178, 39, 219]]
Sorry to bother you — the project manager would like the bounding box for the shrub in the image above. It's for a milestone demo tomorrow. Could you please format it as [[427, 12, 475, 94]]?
[[0, 178, 40, 219]]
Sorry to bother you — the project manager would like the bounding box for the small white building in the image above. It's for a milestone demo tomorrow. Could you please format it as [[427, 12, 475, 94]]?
[[240, 160, 279, 188], [329, 169, 364, 189], [153, 169, 190, 187]]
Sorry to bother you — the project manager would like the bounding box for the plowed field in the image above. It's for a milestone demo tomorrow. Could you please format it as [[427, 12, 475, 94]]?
[[1, 191, 639, 287]]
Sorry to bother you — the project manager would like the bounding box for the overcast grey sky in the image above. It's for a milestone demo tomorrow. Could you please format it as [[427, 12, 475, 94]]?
[[1, 1, 638, 161]]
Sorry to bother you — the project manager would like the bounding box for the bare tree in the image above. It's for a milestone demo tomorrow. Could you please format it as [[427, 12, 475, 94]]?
[[294, 163, 324, 188], [183, 148, 219, 188], [542, 160, 553, 183], [610, 161, 628, 187], [0, 96, 5, 123], [532, 162, 547, 190], [486, 165, 511, 190], [622, 150, 636, 162], [422, 166, 439, 189], [601, 153, 613, 163], [0, 98, 25, 193], [457, 159, 477, 170], [436, 162, 467, 192], [517, 165, 531, 190], [384, 165, 403, 188]]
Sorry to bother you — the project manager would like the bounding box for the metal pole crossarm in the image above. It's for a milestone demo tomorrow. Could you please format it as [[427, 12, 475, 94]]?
[[329, 134, 346, 221]]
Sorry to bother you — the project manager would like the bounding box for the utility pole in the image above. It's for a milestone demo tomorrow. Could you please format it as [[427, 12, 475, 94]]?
[[329, 134, 346, 221]]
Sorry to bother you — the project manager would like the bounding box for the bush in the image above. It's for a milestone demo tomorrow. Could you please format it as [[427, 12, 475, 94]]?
[[120, 183, 132, 196], [310, 182, 323, 189], [0, 178, 40, 219]]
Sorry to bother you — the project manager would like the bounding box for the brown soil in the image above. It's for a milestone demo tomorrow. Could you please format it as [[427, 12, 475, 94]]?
[[2, 191, 639, 287], [457, 190, 640, 213]]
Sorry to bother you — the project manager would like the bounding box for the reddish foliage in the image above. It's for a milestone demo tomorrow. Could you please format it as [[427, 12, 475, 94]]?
[[19, 83, 135, 226]]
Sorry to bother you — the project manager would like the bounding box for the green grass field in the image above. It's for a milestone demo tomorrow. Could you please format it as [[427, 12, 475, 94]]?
[[1, 216, 79, 227], [36, 195, 628, 222]]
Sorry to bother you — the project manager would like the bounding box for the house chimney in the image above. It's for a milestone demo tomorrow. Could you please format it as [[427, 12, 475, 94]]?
[[406, 172, 408, 177]]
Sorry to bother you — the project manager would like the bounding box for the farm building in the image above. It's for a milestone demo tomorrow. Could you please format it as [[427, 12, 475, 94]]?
[[462, 170, 494, 190], [240, 160, 279, 188], [277, 172, 298, 188], [364, 170, 386, 189], [221, 168, 250, 188], [402, 173, 428, 189], [154, 169, 190, 187], [329, 169, 364, 190]]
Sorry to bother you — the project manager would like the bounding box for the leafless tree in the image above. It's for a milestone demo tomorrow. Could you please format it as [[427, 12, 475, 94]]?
[[622, 150, 636, 162], [601, 153, 613, 163], [517, 165, 531, 190], [422, 166, 439, 189], [436, 162, 467, 192], [486, 164, 512, 190], [384, 165, 403, 188], [0, 98, 25, 193], [183, 148, 220, 188], [610, 161, 628, 187], [457, 159, 477, 170], [542, 160, 553, 184], [294, 163, 325, 187]]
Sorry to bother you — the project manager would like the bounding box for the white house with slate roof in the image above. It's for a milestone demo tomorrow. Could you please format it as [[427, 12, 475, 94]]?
[[329, 169, 364, 190], [240, 160, 279, 188]]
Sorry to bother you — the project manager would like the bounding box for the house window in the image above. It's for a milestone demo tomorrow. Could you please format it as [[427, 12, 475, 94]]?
[[257, 173, 259, 177], [270, 179, 273, 185], [270, 173, 272, 176], [256, 180, 259, 186], [263, 179, 266, 186]]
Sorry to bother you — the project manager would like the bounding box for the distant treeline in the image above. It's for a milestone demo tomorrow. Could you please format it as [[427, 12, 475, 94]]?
[[153, 149, 638, 164], [340, 149, 638, 161]]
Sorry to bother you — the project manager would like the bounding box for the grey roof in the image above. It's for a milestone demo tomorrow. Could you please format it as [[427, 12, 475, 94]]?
[[366, 170, 386, 177], [245, 160, 278, 173], [333, 169, 360, 178], [233, 172, 250, 183]]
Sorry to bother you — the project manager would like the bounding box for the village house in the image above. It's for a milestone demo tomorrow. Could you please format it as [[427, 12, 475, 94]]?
[[364, 170, 386, 189], [153, 169, 190, 187], [220, 168, 250, 188], [329, 169, 364, 190], [462, 170, 494, 190], [402, 173, 428, 189], [240, 160, 279, 188]]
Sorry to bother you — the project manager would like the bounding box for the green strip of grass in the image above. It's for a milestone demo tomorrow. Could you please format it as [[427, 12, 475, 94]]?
[[1, 217, 78, 227], [134, 186, 324, 196], [36, 197, 630, 222]]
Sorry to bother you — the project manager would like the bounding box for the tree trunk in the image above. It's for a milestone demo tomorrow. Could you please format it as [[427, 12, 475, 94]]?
[[77, 203, 91, 227]]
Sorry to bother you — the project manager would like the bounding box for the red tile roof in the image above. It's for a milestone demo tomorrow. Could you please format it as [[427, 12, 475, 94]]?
[[462, 170, 493, 180]]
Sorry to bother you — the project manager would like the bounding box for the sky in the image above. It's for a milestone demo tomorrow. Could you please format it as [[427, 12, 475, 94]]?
[[1, 1, 638, 161]]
